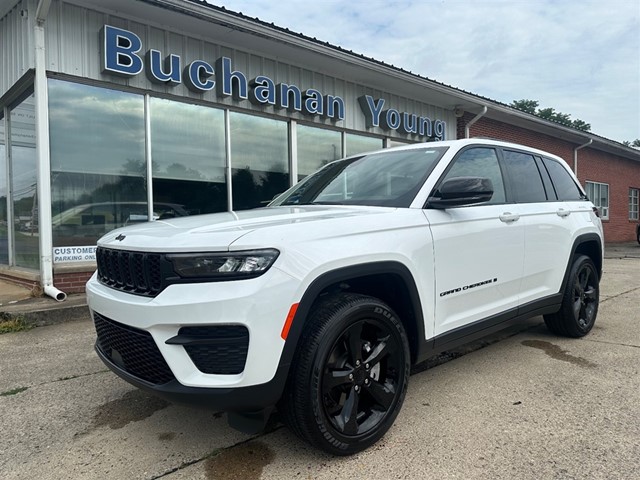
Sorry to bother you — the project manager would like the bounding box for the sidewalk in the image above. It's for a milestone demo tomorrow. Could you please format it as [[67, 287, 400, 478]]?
[[0, 281, 88, 326], [0, 242, 637, 327]]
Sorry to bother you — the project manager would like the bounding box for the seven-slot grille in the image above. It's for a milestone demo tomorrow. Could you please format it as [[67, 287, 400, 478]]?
[[96, 247, 163, 296], [93, 312, 175, 385]]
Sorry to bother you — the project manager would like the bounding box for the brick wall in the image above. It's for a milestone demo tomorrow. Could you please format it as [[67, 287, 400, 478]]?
[[458, 114, 640, 243], [53, 271, 95, 293]]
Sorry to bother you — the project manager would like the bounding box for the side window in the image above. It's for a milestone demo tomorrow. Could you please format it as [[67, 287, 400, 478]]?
[[502, 150, 547, 203], [541, 158, 584, 201], [442, 148, 506, 204]]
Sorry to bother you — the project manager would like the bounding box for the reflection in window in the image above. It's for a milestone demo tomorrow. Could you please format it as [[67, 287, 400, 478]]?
[[444, 148, 506, 204], [150, 98, 227, 215], [49, 80, 146, 246], [297, 125, 341, 180], [387, 139, 413, 148], [345, 133, 382, 157], [11, 93, 40, 268], [0, 114, 7, 264], [230, 113, 289, 210], [542, 158, 583, 201], [502, 150, 547, 203]]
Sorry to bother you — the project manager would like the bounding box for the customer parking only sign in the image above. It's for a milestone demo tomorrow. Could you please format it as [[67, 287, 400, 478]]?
[[53, 246, 97, 263]]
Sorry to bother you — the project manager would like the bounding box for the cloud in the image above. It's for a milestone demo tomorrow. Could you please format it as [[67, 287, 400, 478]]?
[[212, 0, 640, 142]]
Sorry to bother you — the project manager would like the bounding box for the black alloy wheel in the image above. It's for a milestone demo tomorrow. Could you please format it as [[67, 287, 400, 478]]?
[[544, 255, 599, 337], [571, 260, 598, 331], [321, 318, 404, 437], [280, 293, 410, 455]]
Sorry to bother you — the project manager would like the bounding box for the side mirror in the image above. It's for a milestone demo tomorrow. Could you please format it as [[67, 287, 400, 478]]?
[[428, 176, 494, 209]]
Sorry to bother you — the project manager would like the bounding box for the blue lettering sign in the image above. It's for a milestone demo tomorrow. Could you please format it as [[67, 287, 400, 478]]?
[[358, 96, 385, 127], [399, 113, 418, 134], [184, 60, 215, 92], [434, 120, 446, 139], [145, 49, 181, 85], [303, 89, 323, 115], [216, 57, 248, 100], [249, 76, 276, 105], [324, 95, 345, 121], [419, 117, 432, 137], [278, 84, 302, 111], [101, 25, 143, 77], [383, 109, 401, 130]]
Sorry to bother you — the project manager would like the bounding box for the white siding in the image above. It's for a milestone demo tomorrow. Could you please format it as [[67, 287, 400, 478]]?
[[0, 0, 36, 98]]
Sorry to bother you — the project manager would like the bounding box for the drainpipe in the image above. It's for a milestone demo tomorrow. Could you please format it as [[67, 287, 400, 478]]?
[[573, 138, 592, 177], [465, 106, 488, 138], [34, 0, 66, 302]]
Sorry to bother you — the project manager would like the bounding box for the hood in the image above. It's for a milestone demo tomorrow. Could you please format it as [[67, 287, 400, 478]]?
[[97, 205, 394, 252]]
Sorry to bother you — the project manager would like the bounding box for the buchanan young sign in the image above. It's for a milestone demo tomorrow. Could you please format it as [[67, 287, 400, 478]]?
[[101, 25, 446, 140]]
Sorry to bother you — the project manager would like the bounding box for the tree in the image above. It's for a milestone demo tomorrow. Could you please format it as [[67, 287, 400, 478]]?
[[511, 99, 539, 114], [623, 139, 640, 147], [510, 99, 591, 132]]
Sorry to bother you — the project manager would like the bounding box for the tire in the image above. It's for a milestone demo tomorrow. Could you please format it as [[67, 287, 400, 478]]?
[[544, 255, 599, 337], [280, 293, 410, 456]]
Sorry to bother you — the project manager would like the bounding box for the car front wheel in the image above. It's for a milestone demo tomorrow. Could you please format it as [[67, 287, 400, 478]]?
[[280, 293, 410, 455]]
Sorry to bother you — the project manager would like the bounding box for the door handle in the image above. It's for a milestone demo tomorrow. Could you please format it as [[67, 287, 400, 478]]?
[[499, 212, 520, 223], [556, 208, 571, 218]]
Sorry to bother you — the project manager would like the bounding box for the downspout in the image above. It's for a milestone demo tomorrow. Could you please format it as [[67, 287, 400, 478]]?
[[34, 0, 66, 301], [573, 138, 592, 177], [465, 106, 488, 138]]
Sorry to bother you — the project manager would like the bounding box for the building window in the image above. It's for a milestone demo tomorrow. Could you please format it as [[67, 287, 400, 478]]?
[[49, 80, 146, 247], [630, 188, 639, 221], [0, 113, 7, 265], [10, 93, 39, 269], [345, 133, 383, 157], [585, 181, 609, 219], [150, 97, 227, 216], [229, 112, 289, 210], [297, 124, 341, 180]]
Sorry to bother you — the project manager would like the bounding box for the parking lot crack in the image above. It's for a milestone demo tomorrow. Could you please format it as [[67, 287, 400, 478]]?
[[601, 286, 640, 303], [149, 426, 283, 479], [583, 339, 640, 349]]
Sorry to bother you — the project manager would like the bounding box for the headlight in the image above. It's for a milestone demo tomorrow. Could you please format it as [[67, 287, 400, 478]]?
[[167, 249, 279, 279]]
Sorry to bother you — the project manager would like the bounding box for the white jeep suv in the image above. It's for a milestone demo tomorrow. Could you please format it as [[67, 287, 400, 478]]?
[[86, 138, 603, 455]]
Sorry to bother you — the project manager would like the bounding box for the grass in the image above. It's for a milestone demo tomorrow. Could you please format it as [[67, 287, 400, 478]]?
[[0, 315, 34, 334], [0, 386, 28, 396]]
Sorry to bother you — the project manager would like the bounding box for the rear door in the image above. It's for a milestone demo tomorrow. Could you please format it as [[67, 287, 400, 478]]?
[[426, 146, 525, 336]]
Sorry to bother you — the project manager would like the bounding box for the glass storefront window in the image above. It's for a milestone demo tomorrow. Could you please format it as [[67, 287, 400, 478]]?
[[230, 113, 289, 209], [297, 124, 342, 181], [10, 93, 39, 268], [0, 113, 7, 265], [49, 80, 146, 247], [387, 139, 414, 148], [150, 98, 227, 216], [345, 133, 383, 157]]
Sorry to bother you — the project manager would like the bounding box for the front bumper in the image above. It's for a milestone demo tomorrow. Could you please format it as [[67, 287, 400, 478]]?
[[95, 344, 289, 411], [86, 266, 300, 410]]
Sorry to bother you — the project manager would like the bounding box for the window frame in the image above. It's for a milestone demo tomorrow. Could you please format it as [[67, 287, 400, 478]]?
[[629, 187, 639, 221], [585, 181, 610, 220]]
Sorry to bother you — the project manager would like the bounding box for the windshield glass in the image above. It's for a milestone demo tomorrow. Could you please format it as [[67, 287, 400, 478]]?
[[271, 147, 447, 208]]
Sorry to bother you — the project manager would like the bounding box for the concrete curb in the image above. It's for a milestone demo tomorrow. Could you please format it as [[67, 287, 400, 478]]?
[[0, 294, 89, 327]]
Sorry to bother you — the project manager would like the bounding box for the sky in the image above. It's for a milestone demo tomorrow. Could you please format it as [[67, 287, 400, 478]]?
[[211, 0, 640, 143]]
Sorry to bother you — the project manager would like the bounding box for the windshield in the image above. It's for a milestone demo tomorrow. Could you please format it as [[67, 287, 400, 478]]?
[[271, 147, 447, 208]]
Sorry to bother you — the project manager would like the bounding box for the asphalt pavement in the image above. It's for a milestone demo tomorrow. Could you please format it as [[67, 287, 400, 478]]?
[[0, 254, 638, 479]]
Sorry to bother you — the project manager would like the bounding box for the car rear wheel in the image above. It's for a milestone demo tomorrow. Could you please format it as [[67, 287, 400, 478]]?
[[544, 254, 599, 337], [280, 293, 410, 455]]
